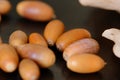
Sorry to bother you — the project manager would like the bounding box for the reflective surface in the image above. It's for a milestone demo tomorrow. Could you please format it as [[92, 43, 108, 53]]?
[[1, 0, 120, 80]]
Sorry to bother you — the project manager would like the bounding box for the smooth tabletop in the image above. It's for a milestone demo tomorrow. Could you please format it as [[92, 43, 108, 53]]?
[[1, 0, 120, 80]]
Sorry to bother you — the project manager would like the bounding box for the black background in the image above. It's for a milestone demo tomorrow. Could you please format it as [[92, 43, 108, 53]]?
[[1, 0, 120, 80]]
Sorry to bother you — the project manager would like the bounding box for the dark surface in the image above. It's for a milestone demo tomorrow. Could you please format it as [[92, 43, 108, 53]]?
[[1, 0, 120, 80]]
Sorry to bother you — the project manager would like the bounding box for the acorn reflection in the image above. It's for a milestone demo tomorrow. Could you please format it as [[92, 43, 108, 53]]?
[[64, 71, 102, 80]]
